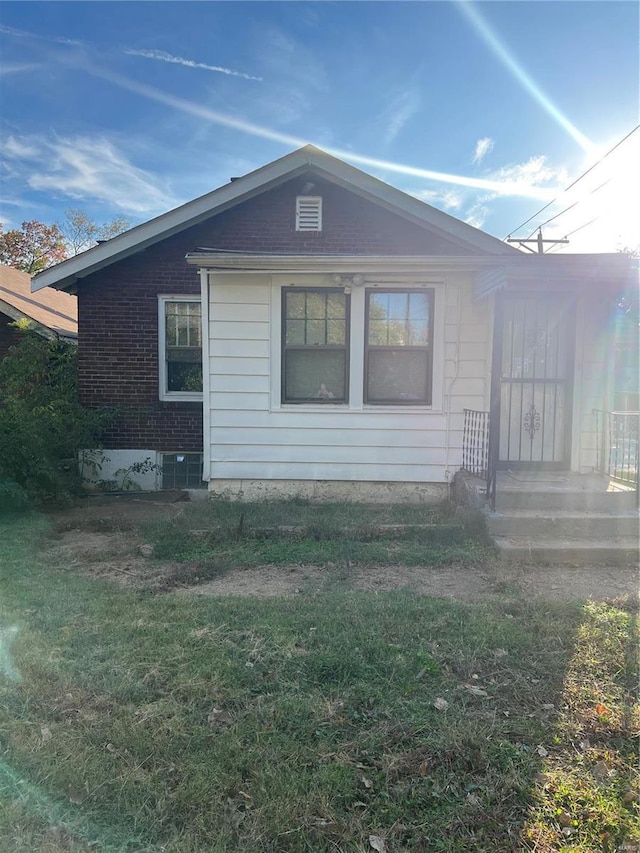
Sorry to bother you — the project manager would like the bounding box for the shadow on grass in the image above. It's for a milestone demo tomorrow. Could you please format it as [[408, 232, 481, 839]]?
[[0, 512, 637, 852]]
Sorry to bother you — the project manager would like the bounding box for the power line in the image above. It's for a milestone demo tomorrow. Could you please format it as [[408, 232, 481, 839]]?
[[504, 123, 640, 239], [544, 216, 602, 253], [525, 178, 610, 239]]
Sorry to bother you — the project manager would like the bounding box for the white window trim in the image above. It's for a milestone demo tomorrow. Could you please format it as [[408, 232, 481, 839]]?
[[158, 294, 203, 402], [269, 277, 444, 413]]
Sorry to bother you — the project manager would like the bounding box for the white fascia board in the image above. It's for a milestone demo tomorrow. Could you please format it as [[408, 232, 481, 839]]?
[[32, 149, 317, 293], [186, 253, 503, 272], [32, 144, 515, 293]]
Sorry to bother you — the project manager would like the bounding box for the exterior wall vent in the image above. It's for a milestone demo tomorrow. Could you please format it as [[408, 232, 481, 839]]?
[[296, 196, 322, 231]]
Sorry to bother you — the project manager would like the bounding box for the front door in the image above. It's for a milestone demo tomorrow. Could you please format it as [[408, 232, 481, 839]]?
[[497, 293, 575, 468]]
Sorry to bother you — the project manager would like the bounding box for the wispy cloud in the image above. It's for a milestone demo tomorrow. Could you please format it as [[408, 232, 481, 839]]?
[[124, 49, 262, 82], [489, 155, 569, 188], [75, 59, 560, 201], [413, 188, 464, 211], [0, 24, 84, 47], [472, 137, 494, 164], [2, 134, 177, 215], [380, 89, 421, 146], [0, 62, 41, 76]]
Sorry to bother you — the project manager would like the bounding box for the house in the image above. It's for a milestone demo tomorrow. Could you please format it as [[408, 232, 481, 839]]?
[[32, 145, 637, 505], [0, 265, 77, 358]]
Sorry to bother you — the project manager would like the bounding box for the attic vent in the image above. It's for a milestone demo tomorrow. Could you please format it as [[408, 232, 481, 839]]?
[[296, 196, 322, 231]]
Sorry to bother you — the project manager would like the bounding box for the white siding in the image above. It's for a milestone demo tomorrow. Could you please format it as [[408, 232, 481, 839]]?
[[573, 293, 612, 471], [205, 272, 490, 485]]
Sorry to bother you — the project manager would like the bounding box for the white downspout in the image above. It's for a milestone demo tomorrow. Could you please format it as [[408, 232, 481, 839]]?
[[444, 280, 462, 486], [199, 268, 211, 483]]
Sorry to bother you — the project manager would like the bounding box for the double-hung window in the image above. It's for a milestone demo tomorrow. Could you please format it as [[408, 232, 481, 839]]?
[[365, 289, 434, 404], [282, 288, 349, 403], [159, 296, 203, 400]]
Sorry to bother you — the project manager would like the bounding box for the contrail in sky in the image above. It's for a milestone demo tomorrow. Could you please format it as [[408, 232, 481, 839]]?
[[79, 60, 559, 201], [124, 49, 263, 82]]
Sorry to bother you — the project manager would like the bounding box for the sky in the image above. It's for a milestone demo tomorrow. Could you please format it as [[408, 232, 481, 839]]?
[[1, 0, 638, 255]]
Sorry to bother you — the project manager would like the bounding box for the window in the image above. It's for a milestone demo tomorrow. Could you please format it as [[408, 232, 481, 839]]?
[[159, 296, 202, 400], [282, 288, 349, 403], [296, 196, 322, 231], [161, 453, 205, 489], [365, 289, 434, 404]]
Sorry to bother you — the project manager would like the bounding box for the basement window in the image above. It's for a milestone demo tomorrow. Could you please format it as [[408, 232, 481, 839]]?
[[296, 196, 322, 231], [161, 453, 205, 489]]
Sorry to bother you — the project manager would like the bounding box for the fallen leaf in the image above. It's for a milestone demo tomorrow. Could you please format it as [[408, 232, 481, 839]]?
[[434, 697, 449, 711], [464, 683, 489, 697], [419, 759, 429, 777], [595, 703, 610, 716], [369, 836, 387, 852], [557, 811, 573, 827]]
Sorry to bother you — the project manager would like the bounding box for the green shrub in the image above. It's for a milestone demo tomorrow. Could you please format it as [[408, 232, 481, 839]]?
[[0, 330, 112, 505], [0, 478, 30, 513]]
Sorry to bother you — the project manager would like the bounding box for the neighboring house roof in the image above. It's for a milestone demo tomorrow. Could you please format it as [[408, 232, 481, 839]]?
[[33, 144, 519, 293], [0, 265, 77, 339]]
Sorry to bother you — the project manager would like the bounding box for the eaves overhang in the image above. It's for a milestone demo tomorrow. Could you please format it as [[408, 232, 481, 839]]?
[[185, 253, 506, 275], [474, 253, 638, 300]]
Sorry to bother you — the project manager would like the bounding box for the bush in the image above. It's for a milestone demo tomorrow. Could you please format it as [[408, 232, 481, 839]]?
[[0, 478, 30, 513], [0, 330, 111, 505]]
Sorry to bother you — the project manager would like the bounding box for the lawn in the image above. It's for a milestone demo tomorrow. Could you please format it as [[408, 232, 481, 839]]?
[[0, 510, 638, 852]]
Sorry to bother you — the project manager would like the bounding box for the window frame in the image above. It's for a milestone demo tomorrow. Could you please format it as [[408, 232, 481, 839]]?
[[281, 286, 350, 404], [363, 287, 435, 406], [158, 294, 203, 402]]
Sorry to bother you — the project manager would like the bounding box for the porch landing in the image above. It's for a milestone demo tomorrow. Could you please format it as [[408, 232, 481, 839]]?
[[458, 471, 639, 566]]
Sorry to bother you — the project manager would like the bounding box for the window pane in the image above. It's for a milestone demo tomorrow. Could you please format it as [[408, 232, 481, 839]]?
[[286, 319, 305, 345], [326, 293, 346, 319], [164, 301, 202, 393], [367, 349, 429, 403], [306, 319, 326, 346], [305, 292, 326, 319], [286, 292, 305, 318], [327, 319, 346, 345], [285, 350, 346, 401]]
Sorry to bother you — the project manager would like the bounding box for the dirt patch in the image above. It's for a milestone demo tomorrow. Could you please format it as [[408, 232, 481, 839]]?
[[44, 496, 639, 604]]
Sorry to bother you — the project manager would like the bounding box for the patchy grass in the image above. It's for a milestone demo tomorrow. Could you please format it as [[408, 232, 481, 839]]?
[[0, 512, 637, 852], [142, 498, 494, 581]]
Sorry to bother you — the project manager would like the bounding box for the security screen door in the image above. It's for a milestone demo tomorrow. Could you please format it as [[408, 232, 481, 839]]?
[[498, 294, 575, 468]]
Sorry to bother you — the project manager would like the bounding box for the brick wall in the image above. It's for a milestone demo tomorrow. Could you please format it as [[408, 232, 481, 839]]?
[[78, 173, 464, 450]]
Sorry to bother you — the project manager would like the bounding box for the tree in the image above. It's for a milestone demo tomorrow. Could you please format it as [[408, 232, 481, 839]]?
[[0, 330, 112, 506], [0, 220, 68, 274], [59, 208, 131, 255]]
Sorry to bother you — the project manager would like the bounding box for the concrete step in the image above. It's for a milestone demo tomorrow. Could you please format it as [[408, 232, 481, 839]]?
[[486, 510, 640, 539], [493, 536, 639, 566], [495, 489, 637, 513]]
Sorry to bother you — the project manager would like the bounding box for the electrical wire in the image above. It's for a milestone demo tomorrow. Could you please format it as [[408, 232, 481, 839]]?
[[524, 179, 609, 239], [504, 124, 640, 239]]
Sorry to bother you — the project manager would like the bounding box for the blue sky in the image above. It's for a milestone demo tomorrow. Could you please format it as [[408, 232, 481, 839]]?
[[1, 1, 638, 253]]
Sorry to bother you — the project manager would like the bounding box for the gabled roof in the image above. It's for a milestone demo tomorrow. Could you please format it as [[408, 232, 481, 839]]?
[[0, 265, 77, 339], [33, 144, 518, 293]]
